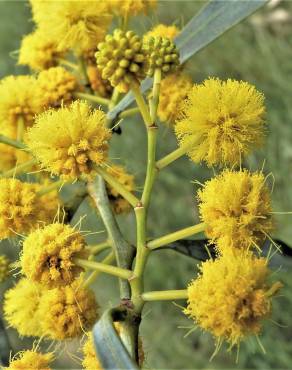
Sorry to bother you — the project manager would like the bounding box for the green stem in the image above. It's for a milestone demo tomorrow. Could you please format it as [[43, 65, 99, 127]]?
[[16, 116, 25, 142], [74, 257, 132, 280], [73, 92, 110, 106], [88, 240, 111, 255], [147, 222, 205, 250], [36, 179, 63, 197], [0, 135, 27, 151], [130, 80, 153, 127], [82, 252, 115, 288], [118, 107, 139, 120], [95, 166, 139, 208], [88, 176, 135, 299], [0, 158, 36, 178], [142, 290, 188, 301], [78, 56, 91, 89], [141, 126, 158, 209], [150, 68, 162, 121], [130, 205, 149, 313], [156, 144, 190, 170]]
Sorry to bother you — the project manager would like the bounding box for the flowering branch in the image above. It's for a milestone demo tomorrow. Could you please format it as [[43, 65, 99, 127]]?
[[0, 158, 37, 178], [0, 134, 27, 151]]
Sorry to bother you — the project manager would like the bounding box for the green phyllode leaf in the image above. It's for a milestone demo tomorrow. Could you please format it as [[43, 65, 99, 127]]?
[[93, 308, 139, 370]]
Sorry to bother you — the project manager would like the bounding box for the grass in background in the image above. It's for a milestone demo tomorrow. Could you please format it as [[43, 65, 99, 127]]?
[[1, 1, 292, 368]]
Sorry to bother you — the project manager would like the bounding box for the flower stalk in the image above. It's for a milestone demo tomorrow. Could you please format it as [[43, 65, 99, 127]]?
[[0, 134, 27, 151], [142, 289, 188, 301], [88, 240, 111, 255], [73, 257, 132, 280], [73, 92, 110, 106], [95, 166, 139, 208], [36, 179, 63, 197], [147, 222, 206, 250], [82, 251, 116, 288], [130, 80, 153, 126]]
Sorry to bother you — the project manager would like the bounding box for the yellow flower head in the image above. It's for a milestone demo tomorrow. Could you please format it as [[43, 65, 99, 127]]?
[[39, 280, 98, 340], [184, 251, 282, 347], [96, 29, 148, 92], [106, 165, 135, 214], [18, 29, 63, 71], [0, 178, 59, 240], [198, 169, 273, 253], [82, 332, 102, 370], [145, 24, 179, 41], [30, 0, 112, 53], [109, 0, 157, 17], [26, 101, 111, 180], [4, 278, 44, 337], [87, 65, 113, 98], [37, 66, 78, 108], [6, 349, 54, 370], [175, 78, 266, 167], [21, 223, 88, 288], [156, 71, 192, 124], [0, 75, 43, 129], [0, 254, 10, 282]]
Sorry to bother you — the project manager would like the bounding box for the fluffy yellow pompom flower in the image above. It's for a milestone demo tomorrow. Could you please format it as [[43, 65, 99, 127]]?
[[198, 169, 273, 253], [18, 29, 63, 71], [175, 78, 266, 167], [30, 0, 112, 53], [0, 178, 59, 240], [106, 165, 135, 214], [37, 66, 78, 108], [157, 71, 192, 124], [82, 332, 102, 370], [5, 349, 54, 370], [0, 75, 43, 129], [21, 223, 88, 288], [184, 251, 282, 347], [109, 0, 156, 17], [145, 24, 179, 41], [39, 280, 98, 340], [26, 101, 111, 180], [4, 278, 44, 337], [0, 254, 10, 282]]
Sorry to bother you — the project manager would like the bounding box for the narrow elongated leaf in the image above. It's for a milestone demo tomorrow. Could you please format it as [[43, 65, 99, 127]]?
[[107, 0, 267, 121], [93, 308, 138, 370]]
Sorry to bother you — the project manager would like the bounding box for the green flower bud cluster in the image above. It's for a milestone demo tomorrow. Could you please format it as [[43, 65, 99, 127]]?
[[0, 254, 10, 283], [96, 29, 148, 92], [145, 36, 180, 76]]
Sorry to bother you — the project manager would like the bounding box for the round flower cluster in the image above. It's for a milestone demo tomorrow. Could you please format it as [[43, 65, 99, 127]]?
[[96, 29, 148, 92], [30, 0, 112, 54], [175, 78, 266, 167], [0, 178, 60, 240], [20, 223, 88, 288], [4, 277, 98, 340], [108, 0, 157, 17], [18, 29, 63, 71], [26, 101, 111, 180], [185, 251, 282, 347], [198, 169, 274, 254], [37, 66, 78, 108]]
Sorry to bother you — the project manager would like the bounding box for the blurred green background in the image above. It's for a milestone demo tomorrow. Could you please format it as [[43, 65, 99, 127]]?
[[1, 1, 292, 369]]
